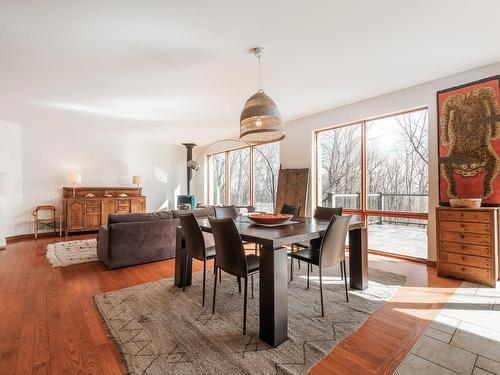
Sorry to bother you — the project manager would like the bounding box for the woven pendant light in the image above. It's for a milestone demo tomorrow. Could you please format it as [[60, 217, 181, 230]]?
[[240, 48, 284, 144]]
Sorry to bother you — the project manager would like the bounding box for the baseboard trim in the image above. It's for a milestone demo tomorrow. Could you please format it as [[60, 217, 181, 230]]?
[[367, 249, 433, 266], [6, 232, 62, 244]]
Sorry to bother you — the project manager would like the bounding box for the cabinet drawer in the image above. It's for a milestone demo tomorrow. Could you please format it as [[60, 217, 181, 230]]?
[[439, 262, 493, 287], [439, 251, 491, 269], [438, 210, 491, 223], [117, 199, 130, 205], [86, 206, 100, 213], [116, 206, 130, 212], [86, 199, 100, 206], [439, 231, 491, 246], [439, 221, 491, 234], [439, 241, 492, 257]]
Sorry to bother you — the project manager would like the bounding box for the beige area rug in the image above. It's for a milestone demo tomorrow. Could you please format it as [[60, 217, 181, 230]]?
[[95, 262, 406, 375], [46, 239, 98, 267]]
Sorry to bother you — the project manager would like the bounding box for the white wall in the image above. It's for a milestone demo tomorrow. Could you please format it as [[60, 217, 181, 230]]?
[[280, 61, 500, 262], [0, 121, 23, 238], [3, 123, 186, 237]]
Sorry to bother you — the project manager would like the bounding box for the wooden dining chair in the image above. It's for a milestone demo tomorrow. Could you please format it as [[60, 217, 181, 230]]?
[[209, 217, 260, 335], [280, 203, 300, 217], [289, 215, 352, 317], [180, 213, 217, 307]]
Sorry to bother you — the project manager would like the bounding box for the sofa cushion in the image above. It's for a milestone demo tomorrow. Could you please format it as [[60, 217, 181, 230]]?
[[108, 211, 173, 225], [171, 206, 215, 218]]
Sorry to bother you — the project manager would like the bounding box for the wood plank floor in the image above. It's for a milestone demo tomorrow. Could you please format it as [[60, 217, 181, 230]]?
[[0, 234, 460, 374]]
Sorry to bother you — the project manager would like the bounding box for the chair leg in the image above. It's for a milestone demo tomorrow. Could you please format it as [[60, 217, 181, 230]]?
[[254, 243, 258, 255], [243, 277, 248, 335], [251, 274, 254, 299], [183, 254, 189, 292], [319, 267, 325, 317], [219, 268, 222, 282], [340, 262, 344, 280], [307, 262, 310, 289], [290, 257, 294, 281], [238, 277, 241, 293], [310, 263, 313, 273], [212, 266, 218, 314], [202, 260, 206, 307], [343, 260, 349, 302]]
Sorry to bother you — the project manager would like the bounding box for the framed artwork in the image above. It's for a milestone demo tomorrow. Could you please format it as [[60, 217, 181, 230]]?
[[437, 75, 500, 205]]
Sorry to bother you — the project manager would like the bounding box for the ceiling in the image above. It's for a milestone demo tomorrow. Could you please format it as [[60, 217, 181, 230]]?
[[1, 0, 500, 145]]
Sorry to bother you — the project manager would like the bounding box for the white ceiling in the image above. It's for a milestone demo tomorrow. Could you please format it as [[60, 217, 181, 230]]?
[[1, 0, 500, 145]]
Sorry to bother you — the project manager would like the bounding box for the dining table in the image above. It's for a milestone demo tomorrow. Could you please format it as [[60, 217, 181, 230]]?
[[174, 216, 368, 348]]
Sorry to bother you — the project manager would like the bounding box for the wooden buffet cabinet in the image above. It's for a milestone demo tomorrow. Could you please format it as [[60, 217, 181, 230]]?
[[436, 207, 499, 287], [63, 187, 146, 235]]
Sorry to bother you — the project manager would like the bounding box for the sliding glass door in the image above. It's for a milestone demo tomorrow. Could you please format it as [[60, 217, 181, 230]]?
[[316, 108, 429, 259]]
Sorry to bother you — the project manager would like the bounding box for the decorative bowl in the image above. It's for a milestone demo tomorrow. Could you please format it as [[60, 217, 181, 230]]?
[[247, 213, 293, 225], [449, 198, 482, 209]]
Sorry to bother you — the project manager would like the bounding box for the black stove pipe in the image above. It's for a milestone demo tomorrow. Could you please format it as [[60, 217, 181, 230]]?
[[181, 143, 196, 195]]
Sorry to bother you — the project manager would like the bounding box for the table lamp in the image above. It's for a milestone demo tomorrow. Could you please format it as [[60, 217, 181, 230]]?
[[132, 175, 142, 188], [66, 174, 82, 197]]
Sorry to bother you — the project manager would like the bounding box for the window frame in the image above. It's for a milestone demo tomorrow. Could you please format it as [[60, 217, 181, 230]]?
[[206, 141, 278, 207], [314, 107, 429, 226]]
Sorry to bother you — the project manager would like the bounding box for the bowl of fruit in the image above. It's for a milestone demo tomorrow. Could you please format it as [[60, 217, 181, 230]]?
[[247, 213, 293, 225]]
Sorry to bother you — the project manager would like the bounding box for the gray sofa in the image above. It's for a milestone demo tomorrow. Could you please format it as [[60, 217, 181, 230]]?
[[97, 207, 215, 269]]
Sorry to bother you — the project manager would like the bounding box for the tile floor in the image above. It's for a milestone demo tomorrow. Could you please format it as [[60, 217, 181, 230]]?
[[395, 281, 500, 375]]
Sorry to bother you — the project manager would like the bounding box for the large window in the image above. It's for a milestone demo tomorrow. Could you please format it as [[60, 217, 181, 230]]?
[[316, 108, 429, 259], [207, 142, 279, 212]]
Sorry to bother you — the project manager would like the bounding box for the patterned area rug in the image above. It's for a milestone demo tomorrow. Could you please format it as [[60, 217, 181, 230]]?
[[95, 263, 406, 374], [46, 239, 98, 267]]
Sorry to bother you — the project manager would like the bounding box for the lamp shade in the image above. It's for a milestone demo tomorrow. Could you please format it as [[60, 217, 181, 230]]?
[[0, 172, 13, 194], [132, 175, 142, 185], [240, 90, 284, 144], [66, 174, 82, 185]]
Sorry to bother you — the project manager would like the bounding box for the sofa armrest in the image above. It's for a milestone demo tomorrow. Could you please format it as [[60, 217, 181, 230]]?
[[97, 225, 111, 267]]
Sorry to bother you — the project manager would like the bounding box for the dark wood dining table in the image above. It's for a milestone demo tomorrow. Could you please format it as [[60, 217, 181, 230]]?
[[174, 216, 367, 348]]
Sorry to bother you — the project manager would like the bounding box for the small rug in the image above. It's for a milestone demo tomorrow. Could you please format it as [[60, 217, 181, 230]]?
[[95, 263, 406, 374], [46, 239, 98, 267]]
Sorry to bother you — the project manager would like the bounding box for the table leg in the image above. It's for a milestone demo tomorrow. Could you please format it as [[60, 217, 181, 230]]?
[[348, 227, 368, 290], [259, 245, 288, 347], [174, 227, 192, 287]]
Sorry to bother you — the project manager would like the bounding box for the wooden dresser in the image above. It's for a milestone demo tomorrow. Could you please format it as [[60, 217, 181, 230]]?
[[436, 207, 499, 287], [63, 187, 146, 235]]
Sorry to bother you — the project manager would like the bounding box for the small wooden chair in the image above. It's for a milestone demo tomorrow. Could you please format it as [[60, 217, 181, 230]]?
[[33, 205, 61, 239]]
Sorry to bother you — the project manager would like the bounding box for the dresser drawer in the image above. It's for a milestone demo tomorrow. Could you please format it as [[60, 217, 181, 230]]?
[[86, 206, 100, 213], [439, 221, 491, 234], [439, 231, 491, 246], [439, 241, 492, 257], [439, 262, 493, 287], [117, 199, 130, 205], [438, 210, 491, 223], [439, 251, 491, 269], [86, 199, 100, 206], [116, 206, 130, 213]]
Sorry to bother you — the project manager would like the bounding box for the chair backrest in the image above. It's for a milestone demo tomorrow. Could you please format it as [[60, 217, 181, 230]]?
[[280, 203, 300, 217], [214, 205, 238, 219], [208, 217, 247, 277], [319, 215, 352, 268], [314, 206, 342, 220], [179, 213, 207, 261]]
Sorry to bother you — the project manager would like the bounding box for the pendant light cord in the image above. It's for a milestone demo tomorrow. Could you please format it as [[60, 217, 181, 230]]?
[[258, 54, 262, 91]]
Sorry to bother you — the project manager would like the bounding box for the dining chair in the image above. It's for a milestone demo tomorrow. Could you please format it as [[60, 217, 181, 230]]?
[[180, 213, 217, 307], [280, 203, 300, 217], [209, 217, 260, 335], [293, 206, 343, 273], [214, 205, 238, 219], [289, 214, 352, 317]]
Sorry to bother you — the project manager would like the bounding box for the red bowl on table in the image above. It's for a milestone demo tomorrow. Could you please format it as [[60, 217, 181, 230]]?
[[247, 213, 293, 225]]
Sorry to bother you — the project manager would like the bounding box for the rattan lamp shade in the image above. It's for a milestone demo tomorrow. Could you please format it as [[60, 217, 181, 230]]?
[[239, 90, 284, 144]]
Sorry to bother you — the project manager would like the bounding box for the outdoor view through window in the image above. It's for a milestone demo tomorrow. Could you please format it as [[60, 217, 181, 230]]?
[[208, 142, 279, 213], [317, 108, 429, 259]]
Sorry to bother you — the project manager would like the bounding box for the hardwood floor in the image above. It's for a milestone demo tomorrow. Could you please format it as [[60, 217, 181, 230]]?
[[0, 235, 460, 374]]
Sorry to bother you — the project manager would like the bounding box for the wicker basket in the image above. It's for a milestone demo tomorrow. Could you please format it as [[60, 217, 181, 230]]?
[[449, 198, 482, 208]]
